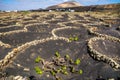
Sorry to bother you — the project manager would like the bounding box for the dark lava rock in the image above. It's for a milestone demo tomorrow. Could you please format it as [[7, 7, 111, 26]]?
[[117, 77, 120, 80], [0, 11, 120, 80], [96, 78, 105, 80], [29, 75, 37, 80], [116, 27, 120, 31]]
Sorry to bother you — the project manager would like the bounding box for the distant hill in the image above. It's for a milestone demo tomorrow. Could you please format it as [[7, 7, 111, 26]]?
[[48, 3, 120, 12], [46, 1, 82, 9], [29, 3, 120, 12]]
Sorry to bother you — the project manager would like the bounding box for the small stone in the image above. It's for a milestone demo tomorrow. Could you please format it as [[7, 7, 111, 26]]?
[[46, 74, 49, 77], [6, 75, 14, 80], [17, 77, 23, 80], [29, 75, 37, 80], [10, 54, 14, 58], [97, 56, 101, 60], [96, 78, 105, 80], [22, 77, 29, 80], [13, 48, 18, 53], [14, 76, 21, 80], [24, 68, 30, 71], [116, 27, 120, 31], [17, 64, 21, 67], [117, 77, 120, 80], [104, 24, 110, 27], [108, 78, 115, 80], [110, 62, 115, 68]]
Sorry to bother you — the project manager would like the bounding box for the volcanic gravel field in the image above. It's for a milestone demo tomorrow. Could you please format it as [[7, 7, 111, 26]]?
[[0, 11, 120, 80]]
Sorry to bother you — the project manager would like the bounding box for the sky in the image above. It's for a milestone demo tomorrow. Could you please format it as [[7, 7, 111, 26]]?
[[0, 0, 120, 11]]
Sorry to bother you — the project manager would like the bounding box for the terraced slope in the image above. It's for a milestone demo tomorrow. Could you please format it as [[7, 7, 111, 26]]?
[[0, 11, 120, 80]]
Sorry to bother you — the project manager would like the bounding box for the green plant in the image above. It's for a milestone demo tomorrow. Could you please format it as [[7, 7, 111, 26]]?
[[78, 69, 83, 75], [56, 68, 61, 73], [74, 36, 79, 41], [34, 51, 83, 80], [34, 66, 43, 75], [62, 70, 68, 75], [61, 65, 67, 70], [65, 54, 70, 60], [70, 67, 75, 73], [61, 66, 68, 75], [69, 36, 79, 41], [69, 37, 74, 41], [55, 51, 60, 57], [50, 70, 56, 76], [35, 56, 41, 63], [69, 59, 74, 64], [74, 59, 81, 65]]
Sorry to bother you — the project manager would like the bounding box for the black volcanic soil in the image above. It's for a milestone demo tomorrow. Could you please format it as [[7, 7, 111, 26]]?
[[0, 11, 120, 80]]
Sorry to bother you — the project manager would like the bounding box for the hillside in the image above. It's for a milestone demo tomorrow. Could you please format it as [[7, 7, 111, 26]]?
[[46, 1, 82, 9]]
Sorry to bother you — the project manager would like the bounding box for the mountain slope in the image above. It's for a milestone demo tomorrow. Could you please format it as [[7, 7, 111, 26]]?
[[46, 1, 82, 9]]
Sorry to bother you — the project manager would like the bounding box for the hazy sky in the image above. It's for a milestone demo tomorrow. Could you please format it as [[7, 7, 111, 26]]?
[[0, 0, 120, 11]]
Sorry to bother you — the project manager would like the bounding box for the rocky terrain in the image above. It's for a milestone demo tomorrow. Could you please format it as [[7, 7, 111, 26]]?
[[0, 5, 120, 80]]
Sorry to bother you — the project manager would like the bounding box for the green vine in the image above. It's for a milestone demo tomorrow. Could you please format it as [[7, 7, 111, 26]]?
[[34, 51, 83, 80]]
